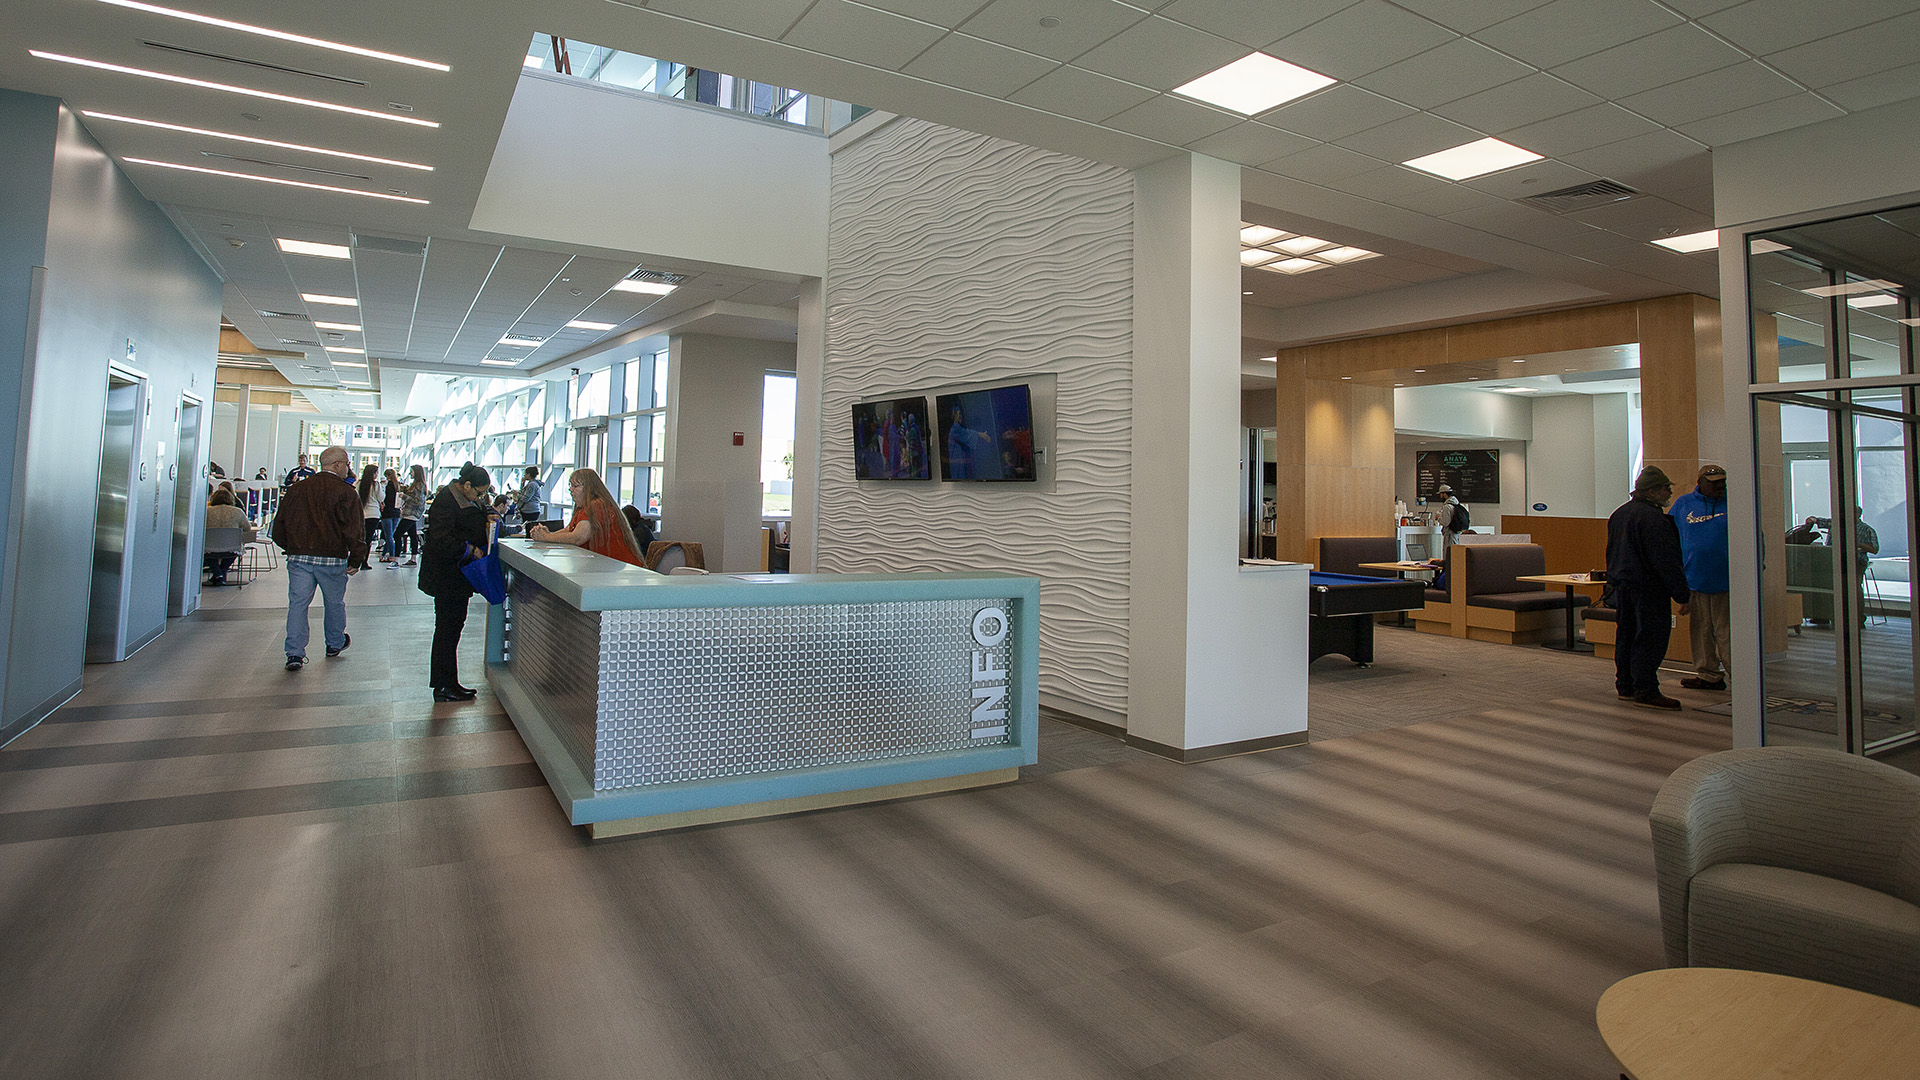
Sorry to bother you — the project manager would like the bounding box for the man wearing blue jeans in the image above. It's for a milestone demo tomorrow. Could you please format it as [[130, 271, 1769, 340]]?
[[270, 445, 369, 670]]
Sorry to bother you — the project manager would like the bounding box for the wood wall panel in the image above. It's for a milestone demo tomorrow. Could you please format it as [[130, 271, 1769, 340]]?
[[1500, 514, 1609, 576]]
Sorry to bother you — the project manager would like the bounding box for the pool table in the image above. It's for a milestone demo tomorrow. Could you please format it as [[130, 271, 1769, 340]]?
[[1309, 571, 1427, 666]]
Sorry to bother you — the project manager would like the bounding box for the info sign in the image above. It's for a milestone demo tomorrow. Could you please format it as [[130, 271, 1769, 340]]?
[[1417, 449, 1500, 503]]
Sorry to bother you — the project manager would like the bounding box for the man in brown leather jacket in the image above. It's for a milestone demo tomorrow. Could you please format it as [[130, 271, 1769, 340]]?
[[271, 445, 368, 671]]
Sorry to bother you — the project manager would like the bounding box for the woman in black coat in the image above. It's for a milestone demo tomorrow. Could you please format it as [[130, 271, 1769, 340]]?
[[417, 464, 493, 701]]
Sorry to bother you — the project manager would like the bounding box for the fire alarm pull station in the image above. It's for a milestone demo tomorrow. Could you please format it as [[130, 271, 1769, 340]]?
[[732, 432, 744, 446]]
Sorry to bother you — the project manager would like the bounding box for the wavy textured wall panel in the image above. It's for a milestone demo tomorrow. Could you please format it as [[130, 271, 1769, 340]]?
[[823, 118, 1133, 718]]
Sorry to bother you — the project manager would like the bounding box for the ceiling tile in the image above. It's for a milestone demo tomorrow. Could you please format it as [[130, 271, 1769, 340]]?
[[1503, 103, 1661, 157], [1664, 184, 1715, 215], [1268, 0, 1458, 81], [1676, 93, 1848, 147], [1462, 158, 1602, 200], [1154, 0, 1358, 48], [1185, 121, 1317, 166], [903, 33, 1058, 96], [1474, 0, 1682, 69], [1071, 15, 1249, 91], [1820, 61, 1920, 112], [1562, 130, 1711, 189], [1388, 0, 1554, 34], [1658, 0, 1746, 15], [861, 0, 1000, 28], [1549, 24, 1748, 98], [1431, 72, 1601, 132], [1008, 64, 1156, 121], [1702, 0, 1916, 55], [1334, 165, 1449, 203], [1387, 182, 1510, 217], [1617, 61, 1802, 127], [1764, 11, 1920, 89], [1354, 38, 1533, 108], [1261, 143, 1386, 184], [1263, 85, 1415, 141], [960, 0, 1151, 62], [781, 0, 949, 70], [646, 0, 816, 38], [1568, 195, 1709, 240], [1444, 203, 1607, 245], [1104, 94, 1242, 143], [1336, 112, 1482, 162]]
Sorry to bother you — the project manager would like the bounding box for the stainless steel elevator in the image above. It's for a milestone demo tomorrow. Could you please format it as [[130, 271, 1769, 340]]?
[[87, 367, 147, 662], [168, 395, 203, 617]]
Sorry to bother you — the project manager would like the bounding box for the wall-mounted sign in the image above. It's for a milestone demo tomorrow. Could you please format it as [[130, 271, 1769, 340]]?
[[1417, 449, 1499, 503], [1533, 502, 1548, 512]]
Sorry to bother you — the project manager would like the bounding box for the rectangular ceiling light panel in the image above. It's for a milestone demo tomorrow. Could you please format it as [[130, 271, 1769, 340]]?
[[326, 346, 365, 354], [610, 279, 676, 295], [1804, 280, 1901, 297], [1403, 137, 1542, 181], [1651, 229, 1718, 253], [29, 52, 438, 127], [1261, 258, 1327, 275], [277, 237, 351, 259], [1240, 224, 1286, 246], [1240, 248, 1282, 266], [1847, 294, 1900, 308], [303, 292, 358, 306], [312, 320, 360, 331], [123, 158, 430, 202], [1270, 235, 1332, 255], [81, 112, 434, 170], [93, 0, 451, 71], [567, 320, 618, 331], [1317, 246, 1378, 263], [480, 358, 519, 366], [1174, 53, 1336, 115]]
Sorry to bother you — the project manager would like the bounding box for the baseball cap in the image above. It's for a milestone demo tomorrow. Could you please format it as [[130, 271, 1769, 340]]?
[[1435, 484, 1453, 494], [1698, 464, 1727, 481]]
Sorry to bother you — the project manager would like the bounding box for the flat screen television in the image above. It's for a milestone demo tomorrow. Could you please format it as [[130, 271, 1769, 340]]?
[[851, 396, 932, 480], [935, 384, 1036, 482]]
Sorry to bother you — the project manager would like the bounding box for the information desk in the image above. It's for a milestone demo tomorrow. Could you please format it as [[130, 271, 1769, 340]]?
[[488, 540, 1040, 838], [1308, 571, 1426, 666]]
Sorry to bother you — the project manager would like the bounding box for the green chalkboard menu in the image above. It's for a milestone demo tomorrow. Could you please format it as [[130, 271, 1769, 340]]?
[[1417, 449, 1500, 503]]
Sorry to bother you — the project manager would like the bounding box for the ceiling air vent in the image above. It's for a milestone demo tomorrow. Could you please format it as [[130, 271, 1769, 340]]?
[[141, 41, 365, 86], [627, 269, 690, 286], [258, 310, 309, 321], [1522, 179, 1638, 215], [352, 234, 428, 257]]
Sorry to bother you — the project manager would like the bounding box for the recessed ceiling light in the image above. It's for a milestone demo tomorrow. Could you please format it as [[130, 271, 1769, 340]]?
[[1402, 137, 1542, 181], [1268, 235, 1331, 255], [1804, 280, 1901, 297], [30, 52, 440, 127], [313, 321, 360, 331], [1317, 246, 1378, 263], [80, 112, 434, 170], [566, 320, 618, 331], [1512, 358, 1526, 363], [302, 293, 358, 307], [499, 335, 545, 347], [1242, 290, 1253, 295], [1414, 368, 1425, 373], [92, 0, 450, 71], [123, 159, 430, 203], [1240, 225, 1286, 246], [1847, 294, 1900, 309], [480, 358, 519, 366], [1340, 376, 1351, 380], [1749, 238, 1791, 255], [325, 346, 365, 354], [1173, 52, 1335, 115], [1261, 258, 1327, 275], [276, 237, 350, 259], [1494, 386, 1537, 393], [610, 279, 676, 295], [1651, 229, 1718, 253], [1240, 248, 1282, 267]]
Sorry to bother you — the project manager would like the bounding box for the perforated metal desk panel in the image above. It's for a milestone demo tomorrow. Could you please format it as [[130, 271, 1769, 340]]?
[[488, 540, 1040, 833]]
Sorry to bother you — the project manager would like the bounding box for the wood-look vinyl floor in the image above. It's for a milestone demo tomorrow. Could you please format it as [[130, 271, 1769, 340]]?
[[0, 563, 1731, 1079]]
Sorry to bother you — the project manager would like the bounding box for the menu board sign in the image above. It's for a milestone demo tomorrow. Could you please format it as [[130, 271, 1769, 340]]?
[[1417, 449, 1500, 503]]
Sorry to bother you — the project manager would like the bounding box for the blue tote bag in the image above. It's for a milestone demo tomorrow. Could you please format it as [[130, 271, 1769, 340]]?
[[460, 525, 508, 604]]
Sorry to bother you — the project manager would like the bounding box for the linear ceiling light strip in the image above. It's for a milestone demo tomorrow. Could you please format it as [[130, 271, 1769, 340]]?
[[94, 0, 450, 71], [30, 52, 440, 127], [123, 157, 430, 203], [81, 111, 433, 170]]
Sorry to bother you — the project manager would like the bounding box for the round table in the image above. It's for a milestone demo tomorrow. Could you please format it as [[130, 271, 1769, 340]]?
[[1597, 967, 1920, 1080]]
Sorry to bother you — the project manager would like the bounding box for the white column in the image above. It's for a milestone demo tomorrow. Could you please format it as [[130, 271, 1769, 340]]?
[[663, 334, 794, 572], [230, 384, 249, 477], [791, 277, 824, 573], [1126, 152, 1308, 756]]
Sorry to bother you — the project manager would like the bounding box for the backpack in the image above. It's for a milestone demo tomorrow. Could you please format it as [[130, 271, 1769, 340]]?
[[1447, 501, 1470, 533]]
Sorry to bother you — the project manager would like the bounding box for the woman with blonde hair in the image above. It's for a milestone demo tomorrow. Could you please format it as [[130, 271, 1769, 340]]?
[[528, 467, 644, 566]]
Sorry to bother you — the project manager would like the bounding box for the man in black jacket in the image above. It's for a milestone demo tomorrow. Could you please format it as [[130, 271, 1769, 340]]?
[[1606, 465, 1692, 710], [417, 465, 493, 702]]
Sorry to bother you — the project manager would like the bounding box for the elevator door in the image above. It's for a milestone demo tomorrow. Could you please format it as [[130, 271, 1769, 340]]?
[[169, 398, 203, 617], [88, 371, 146, 662]]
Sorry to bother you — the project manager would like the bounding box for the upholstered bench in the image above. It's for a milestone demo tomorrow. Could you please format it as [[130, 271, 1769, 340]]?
[[1460, 543, 1584, 645]]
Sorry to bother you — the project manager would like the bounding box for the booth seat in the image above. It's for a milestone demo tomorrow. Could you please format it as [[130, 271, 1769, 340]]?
[[1581, 600, 1695, 663], [1409, 549, 1455, 637], [1316, 536, 1396, 578], [1413, 544, 1586, 645]]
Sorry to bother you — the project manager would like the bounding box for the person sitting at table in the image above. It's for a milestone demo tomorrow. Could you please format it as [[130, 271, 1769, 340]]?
[[621, 504, 656, 554], [527, 468, 644, 566], [203, 487, 256, 585]]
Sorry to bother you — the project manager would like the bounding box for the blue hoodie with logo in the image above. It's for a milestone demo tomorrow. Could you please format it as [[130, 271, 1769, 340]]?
[[1669, 490, 1729, 593]]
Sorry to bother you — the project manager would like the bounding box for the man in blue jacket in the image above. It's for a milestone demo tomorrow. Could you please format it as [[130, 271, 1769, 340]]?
[[1670, 464, 1729, 691], [1606, 466, 1692, 710]]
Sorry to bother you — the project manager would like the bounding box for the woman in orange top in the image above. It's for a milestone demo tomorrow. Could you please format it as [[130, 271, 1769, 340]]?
[[527, 467, 646, 566]]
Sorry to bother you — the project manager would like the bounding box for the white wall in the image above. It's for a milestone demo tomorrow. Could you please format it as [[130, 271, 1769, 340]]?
[[1714, 97, 1920, 229], [817, 116, 1133, 721], [664, 334, 792, 572], [471, 73, 827, 278], [1529, 396, 1598, 517], [1394, 384, 1531, 441]]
